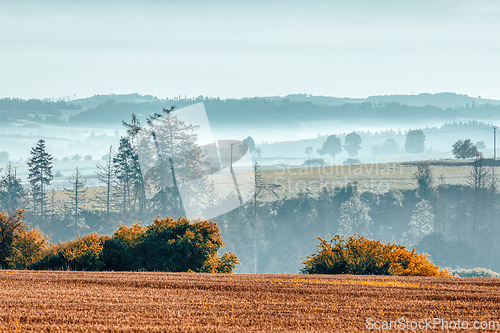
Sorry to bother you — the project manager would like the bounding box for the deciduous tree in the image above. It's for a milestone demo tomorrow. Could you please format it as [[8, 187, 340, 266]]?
[[0, 210, 26, 268], [344, 132, 362, 157], [452, 139, 479, 159], [414, 161, 433, 199], [404, 199, 434, 246], [338, 194, 372, 235], [405, 130, 425, 154], [317, 135, 342, 158], [95, 146, 119, 216]]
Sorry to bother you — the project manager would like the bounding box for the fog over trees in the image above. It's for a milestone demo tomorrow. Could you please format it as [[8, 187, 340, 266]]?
[[0, 93, 499, 274]]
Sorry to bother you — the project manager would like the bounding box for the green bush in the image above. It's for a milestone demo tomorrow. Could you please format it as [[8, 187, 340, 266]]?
[[135, 217, 237, 272], [101, 222, 145, 271], [301, 234, 450, 277], [415, 233, 475, 268], [32, 216, 239, 273], [0, 210, 27, 268]]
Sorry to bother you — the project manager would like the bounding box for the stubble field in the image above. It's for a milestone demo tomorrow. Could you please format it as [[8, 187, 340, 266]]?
[[1, 270, 499, 332], [262, 161, 476, 195]]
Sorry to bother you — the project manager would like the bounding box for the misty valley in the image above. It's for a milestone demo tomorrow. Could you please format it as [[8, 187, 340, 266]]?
[[0, 92, 499, 275]]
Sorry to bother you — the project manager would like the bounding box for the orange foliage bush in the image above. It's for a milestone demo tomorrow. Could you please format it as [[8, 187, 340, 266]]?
[[301, 234, 450, 277]]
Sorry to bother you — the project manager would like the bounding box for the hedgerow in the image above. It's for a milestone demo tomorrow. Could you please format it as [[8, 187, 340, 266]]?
[[30, 216, 239, 273]]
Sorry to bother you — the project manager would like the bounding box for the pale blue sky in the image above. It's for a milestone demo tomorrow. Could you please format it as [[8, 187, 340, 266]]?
[[1, 0, 500, 100]]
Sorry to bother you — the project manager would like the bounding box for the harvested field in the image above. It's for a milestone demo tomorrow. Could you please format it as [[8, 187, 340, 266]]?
[[262, 162, 480, 196], [1, 271, 500, 332]]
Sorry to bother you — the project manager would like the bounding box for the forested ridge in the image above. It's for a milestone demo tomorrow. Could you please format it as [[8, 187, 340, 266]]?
[[2, 93, 500, 128]]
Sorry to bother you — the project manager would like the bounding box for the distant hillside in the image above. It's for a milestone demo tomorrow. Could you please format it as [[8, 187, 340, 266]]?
[[71, 93, 162, 110], [266, 92, 500, 109], [65, 97, 500, 127], [1, 93, 500, 128]]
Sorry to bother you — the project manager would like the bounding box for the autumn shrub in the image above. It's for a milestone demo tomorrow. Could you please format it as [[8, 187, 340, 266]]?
[[101, 222, 145, 271], [63, 233, 107, 270], [1, 210, 52, 269], [32, 216, 239, 273], [31, 233, 107, 270], [202, 251, 241, 273], [388, 246, 449, 276], [134, 217, 239, 273], [0, 210, 27, 268], [29, 243, 68, 270], [7, 226, 51, 269], [301, 234, 450, 277]]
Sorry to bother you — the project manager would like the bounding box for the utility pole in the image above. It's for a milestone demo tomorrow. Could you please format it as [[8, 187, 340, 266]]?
[[488, 126, 497, 268], [494, 126, 497, 185], [230, 143, 233, 173]]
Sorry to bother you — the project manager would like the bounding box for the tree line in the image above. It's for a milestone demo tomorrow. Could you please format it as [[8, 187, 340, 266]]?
[[0, 210, 239, 273]]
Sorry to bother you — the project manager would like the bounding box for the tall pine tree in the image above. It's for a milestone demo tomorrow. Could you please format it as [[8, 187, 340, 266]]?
[[123, 114, 146, 217], [0, 163, 26, 213], [27, 139, 53, 220], [114, 137, 140, 216]]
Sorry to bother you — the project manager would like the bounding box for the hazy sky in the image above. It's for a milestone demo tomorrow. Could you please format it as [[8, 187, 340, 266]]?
[[1, 0, 500, 100]]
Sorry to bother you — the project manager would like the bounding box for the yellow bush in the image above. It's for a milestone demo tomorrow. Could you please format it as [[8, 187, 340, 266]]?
[[64, 233, 105, 270], [302, 234, 450, 277], [113, 222, 145, 247], [389, 248, 450, 277], [7, 226, 51, 269], [202, 251, 241, 273]]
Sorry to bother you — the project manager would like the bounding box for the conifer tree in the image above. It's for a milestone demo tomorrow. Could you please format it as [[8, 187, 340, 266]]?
[[0, 163, 26, 213], [27, 139, 53, 219], [114, 137, 140, 216], [123, 114, 146, 216]]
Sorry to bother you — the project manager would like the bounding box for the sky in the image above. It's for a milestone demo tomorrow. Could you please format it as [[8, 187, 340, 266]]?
[[1, 0, 500, 100]]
